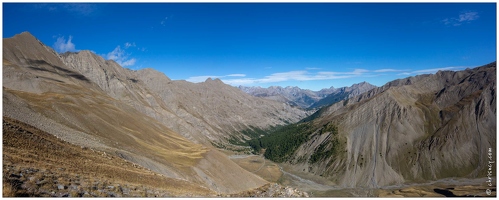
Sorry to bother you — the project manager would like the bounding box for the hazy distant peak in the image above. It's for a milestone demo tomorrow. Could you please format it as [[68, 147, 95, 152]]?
[[205, 77, 224, 84]]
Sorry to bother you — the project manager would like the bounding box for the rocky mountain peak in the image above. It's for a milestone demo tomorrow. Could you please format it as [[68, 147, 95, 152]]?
[[13, 31, 37, 40], [137, 68, 171, 82]]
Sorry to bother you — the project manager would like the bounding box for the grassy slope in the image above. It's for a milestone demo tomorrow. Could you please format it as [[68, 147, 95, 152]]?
[[2, 116, 215, 197]]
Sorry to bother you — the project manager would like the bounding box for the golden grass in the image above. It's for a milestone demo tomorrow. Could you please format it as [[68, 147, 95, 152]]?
[[2, 117, 215, 197], [5, 85, 208, 173], [232, 156, 283, 183], [2, 182, 16, 197]]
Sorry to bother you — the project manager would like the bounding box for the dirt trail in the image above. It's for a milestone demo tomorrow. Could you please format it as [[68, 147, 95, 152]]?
[[252, 157, 266, 173]]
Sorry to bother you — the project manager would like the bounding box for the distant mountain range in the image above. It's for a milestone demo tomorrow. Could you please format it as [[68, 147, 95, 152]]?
[[238, 82, 376, 109]]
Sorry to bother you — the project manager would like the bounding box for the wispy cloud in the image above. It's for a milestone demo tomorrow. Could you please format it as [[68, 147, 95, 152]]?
[[53, 35, 77, 53], [106, 45, 136, 67], [227, 74, 246, 77], [305, 67, 322, 70], [397, 66, 465, 75], [459, 12, 479, 22], [188, 69, 370, 85], [160, 16, 168, 26], [124, 42, 136, 49], [442, 11, 479, 26], [63, 4, 96, 16], [124, 42, 147, 52], [188, 65, 467, 86], [33, 3, 98, 16], [374, 69, 405, 73]]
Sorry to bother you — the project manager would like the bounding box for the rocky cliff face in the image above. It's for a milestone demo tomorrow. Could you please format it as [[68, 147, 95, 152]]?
[[286, 63, 496, 188], [3, 32, 280, 194]]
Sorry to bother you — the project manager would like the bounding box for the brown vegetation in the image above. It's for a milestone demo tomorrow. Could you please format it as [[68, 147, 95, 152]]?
[[2, 117, 215, 197], [231, 155, 283, 183]]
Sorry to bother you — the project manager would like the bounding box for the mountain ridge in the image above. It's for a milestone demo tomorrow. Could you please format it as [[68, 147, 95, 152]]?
[[239, 82, 376, 109], [257, 62, 496, 188], [4, 31, 287, 194], [59, 43, 309, 146]]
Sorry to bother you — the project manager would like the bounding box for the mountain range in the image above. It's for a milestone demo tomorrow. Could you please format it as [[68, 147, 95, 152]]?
[[2, 32, 496, 197], [248, 62, 496, 188], [238, 82, 376, 109]]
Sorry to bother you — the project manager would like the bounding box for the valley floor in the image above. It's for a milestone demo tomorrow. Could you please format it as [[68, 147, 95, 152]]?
[[228, 152, 497, 197]]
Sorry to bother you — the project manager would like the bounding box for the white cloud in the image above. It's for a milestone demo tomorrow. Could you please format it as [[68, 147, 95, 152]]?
[[374, 69, 405, 73], [459, 12, 479, 22], [222, 78, 258, 85], [397, 66, 465, 75], [53, 35, 77, 53], [351, 69, 369, 75], [412, 67, 463, 74], [227, 74, 246, 77], [106, 46, 136, 67], [124, 42, 136, 49], [188, 66, 464, 86], [305, 67, 322, 70], [260, 71, 311, 82], [245, 70, 354, 84], [63, 4, 96, 16], [121, 58, 136, 66], [442, 11, 479, 26], [34, 4, 97, 16], [160, 17, 168, 26], [189, 69, 367, 85]]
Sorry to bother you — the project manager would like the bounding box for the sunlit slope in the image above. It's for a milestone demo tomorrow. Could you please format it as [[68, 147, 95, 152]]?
[[3, 32, 267, 194], [3, 116, 215, 197], [60, 49, 308, 146]]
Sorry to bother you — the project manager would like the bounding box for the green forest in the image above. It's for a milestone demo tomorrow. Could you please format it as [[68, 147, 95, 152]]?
[[246, 123, 314, 162]]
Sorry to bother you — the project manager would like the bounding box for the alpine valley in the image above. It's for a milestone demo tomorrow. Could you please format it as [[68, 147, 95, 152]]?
[[2, 32, 497, 197]]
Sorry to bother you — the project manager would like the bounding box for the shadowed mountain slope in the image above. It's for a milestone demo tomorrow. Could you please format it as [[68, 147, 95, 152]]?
[[308, 81, 376, 109]]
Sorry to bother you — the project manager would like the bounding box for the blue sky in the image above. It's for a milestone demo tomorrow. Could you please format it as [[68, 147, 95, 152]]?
[[3, 3, 497, 91]]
